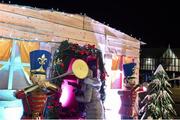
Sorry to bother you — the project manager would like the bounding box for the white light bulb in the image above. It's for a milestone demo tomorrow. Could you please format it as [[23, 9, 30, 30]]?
[[22, 7, 26, 9]]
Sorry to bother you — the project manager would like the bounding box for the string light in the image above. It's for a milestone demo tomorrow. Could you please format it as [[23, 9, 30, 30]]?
[[0, 3, 137, 43], [9, 33, 12, 38], [22, 6, 26, 10]]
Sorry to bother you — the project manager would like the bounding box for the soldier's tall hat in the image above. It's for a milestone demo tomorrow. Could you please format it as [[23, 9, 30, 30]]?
[[123, 63, 136, 79], [30, 50, 51, 75]]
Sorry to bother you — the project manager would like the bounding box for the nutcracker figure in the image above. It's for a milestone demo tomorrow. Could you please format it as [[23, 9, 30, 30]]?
[[15, 50, 59, 119], [119, 63, 144, 119]]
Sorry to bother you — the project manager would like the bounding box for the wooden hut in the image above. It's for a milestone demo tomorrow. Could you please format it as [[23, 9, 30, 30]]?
[[0, 3, 141, 119]]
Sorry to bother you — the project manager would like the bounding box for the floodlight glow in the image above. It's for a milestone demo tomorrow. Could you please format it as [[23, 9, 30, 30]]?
[[60, 80, 76, 107], [104, 89, 121, 120]]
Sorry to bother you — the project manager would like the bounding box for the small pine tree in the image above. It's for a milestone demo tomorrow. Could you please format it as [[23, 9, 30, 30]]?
[[140, 64, 177, 119]]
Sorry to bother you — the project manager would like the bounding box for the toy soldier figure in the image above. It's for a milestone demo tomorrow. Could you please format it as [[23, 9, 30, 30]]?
[[15, 50, 59, 119], [119, 63, 144, 119]]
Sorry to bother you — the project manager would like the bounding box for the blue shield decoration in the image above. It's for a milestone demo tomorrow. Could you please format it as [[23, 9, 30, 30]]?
[[30, 50, 51, 74], [123, 63, 136, 78]]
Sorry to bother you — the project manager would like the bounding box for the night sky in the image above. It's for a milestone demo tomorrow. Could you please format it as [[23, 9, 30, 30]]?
[[1, 0, 179, 48]]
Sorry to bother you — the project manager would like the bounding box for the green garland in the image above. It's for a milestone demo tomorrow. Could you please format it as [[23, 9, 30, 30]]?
[[52, 40, 106, 83]]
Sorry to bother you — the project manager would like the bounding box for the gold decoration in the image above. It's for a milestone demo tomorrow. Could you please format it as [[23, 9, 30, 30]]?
[[31, 54, 47, 73], [72, 59, 89, 79], [38, 54, 47, 65]]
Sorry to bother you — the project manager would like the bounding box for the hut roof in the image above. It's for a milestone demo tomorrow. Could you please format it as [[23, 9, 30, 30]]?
[[0, 3, 141, 57]]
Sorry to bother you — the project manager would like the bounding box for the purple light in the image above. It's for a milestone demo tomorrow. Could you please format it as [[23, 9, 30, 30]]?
[[60, 58, 77, 107], [142, 86, 147, 92], [60, 79, 77, 108]]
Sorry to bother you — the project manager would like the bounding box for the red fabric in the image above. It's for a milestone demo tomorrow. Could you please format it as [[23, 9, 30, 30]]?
[[64, 75, 77, 80], [136, 86, 144, 93], [15, 90, 30, 114], [119, 90, 132, 116], [15, 91, 48, 119], [119, 73, 123, 89], [15, 90, 26, 99], [119, 88, 139, 118], [119, 55, 124, 71], [29, 101, 45, 106], [28, 92, 47, 114], [86, 55, 96, 61], [30, 96, 47, 100]]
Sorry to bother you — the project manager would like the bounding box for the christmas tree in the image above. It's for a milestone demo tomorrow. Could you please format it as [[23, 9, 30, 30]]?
[[140, 64, 176, 119]]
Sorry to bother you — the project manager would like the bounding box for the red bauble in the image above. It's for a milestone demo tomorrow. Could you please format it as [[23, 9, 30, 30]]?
[[15, 90, 25, 99], [47, 106, 53, 109], [60, 63, 65, 68]]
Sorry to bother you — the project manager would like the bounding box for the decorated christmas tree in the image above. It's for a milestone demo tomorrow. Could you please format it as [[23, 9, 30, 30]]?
[[140, 64, 176, 119]]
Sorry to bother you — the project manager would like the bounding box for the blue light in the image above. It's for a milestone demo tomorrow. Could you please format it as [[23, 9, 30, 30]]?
[[0, 105, 23, 120], [0, 90, 23, 120], [0, 40, 30, 90]]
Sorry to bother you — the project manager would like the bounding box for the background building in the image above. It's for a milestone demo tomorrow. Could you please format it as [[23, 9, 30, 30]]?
[[140, 45, 180, 83], [140, 45, 180, 118]]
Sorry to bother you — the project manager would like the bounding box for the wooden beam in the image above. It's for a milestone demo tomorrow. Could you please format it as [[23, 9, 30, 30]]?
[[0, 3, 84, 29], [107, 35, 140, 49], [0, 10, 104, 43], [84, 17, 106, 34], [0, 3, 140, 57], [105, 26, 139, 42], [106, 46, 139, 57], [0, 3, 140, 43], [0, 26, 96, 45]]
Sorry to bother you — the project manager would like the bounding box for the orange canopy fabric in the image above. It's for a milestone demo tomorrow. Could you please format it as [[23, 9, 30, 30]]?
[[18, 41, 40, 63], [0, 39, 12, 61]]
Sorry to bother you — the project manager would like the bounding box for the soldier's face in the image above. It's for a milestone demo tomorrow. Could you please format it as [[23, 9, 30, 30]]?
[[30, 74, 46, 84], [129, 79, 136, 85]]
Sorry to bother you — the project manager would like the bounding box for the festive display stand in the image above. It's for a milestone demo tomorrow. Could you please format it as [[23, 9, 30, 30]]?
[[0, 3, 141, 119]]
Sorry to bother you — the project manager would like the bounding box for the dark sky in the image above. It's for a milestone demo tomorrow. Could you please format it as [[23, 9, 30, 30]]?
[[2, 0, 179, 48]]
